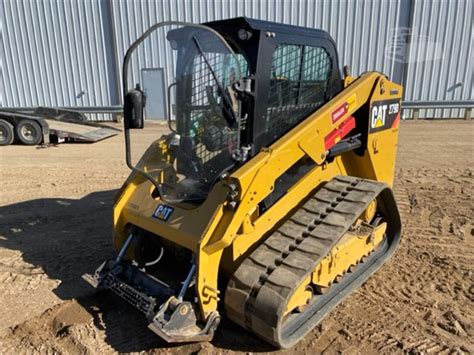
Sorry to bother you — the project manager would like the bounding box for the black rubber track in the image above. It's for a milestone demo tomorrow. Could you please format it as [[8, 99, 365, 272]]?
[[225, 176, 402, 348]]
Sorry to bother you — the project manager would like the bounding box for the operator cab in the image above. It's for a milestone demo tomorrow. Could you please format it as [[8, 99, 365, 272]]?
[[123, 18, 342, 204], [206, 17, 342, 151]]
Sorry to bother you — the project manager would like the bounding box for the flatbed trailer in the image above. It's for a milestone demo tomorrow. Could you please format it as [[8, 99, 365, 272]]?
[[0, 107, 120, 146]]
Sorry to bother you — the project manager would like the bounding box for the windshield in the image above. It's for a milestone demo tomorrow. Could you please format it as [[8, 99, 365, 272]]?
[[124, 23, 245, 203]]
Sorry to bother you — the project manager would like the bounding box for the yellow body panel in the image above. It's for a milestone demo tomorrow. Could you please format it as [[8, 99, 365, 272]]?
[[112, 72, 402, 319]]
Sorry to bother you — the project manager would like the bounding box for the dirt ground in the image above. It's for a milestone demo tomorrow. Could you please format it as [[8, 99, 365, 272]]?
[[0, 120, 472, 354]]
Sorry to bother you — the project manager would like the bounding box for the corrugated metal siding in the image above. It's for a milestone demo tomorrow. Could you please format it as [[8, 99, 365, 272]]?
[[111, 2, 181, 101], [111, 0, 404, 104], [1, 0, 471, 120], [0, 0, 114, 120], [404, 0, 473, 118]]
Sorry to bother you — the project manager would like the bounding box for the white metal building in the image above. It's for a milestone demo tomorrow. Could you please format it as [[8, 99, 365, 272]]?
[[1, 0, 472, 120]]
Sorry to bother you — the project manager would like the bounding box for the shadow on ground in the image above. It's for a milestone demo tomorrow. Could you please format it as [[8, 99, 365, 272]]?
[[0, 191, 272, 352]]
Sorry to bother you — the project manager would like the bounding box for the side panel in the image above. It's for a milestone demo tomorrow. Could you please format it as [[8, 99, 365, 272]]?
[[339, 77, 402, 186]]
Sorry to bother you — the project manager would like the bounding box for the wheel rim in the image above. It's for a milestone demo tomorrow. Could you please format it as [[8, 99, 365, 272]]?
[[20, 123, 36, 141], [0, 126, 6, 141]]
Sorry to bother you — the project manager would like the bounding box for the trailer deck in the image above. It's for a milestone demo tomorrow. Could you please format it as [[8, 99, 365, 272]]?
[[0, 107, 120, 146]]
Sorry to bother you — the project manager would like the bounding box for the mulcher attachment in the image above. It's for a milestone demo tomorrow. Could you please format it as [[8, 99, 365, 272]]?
[[225, 176, 402, 348]]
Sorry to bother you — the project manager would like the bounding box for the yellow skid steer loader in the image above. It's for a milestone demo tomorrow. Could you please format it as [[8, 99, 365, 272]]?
[[83, 18, 402, 348]]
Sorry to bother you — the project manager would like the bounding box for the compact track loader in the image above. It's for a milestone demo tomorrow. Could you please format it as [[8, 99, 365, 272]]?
[[84, 18, 402, 348]]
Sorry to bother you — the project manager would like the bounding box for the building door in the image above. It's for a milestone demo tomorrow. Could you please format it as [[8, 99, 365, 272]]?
[[141, 68, 167, 120]]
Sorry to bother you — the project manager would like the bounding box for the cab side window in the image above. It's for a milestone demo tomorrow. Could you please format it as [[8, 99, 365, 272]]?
[[266, 44, 332, 140]]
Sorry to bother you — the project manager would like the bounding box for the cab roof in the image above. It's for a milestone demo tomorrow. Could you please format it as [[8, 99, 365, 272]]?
[[205, 16, 332, 40]]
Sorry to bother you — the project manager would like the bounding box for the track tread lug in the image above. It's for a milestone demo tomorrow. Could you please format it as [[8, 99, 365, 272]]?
[[278, 222, 307, 237], [249, 247, 280, 266], [281, 253, 313, 271], [265, 267, 300, 291], [290, 210, 315, 225], [296, 241, 325, 256]]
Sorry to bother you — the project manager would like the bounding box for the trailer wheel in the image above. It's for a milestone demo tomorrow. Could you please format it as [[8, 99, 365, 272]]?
[[15, 119, 43, 145], [0, 119, 15, 146]]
